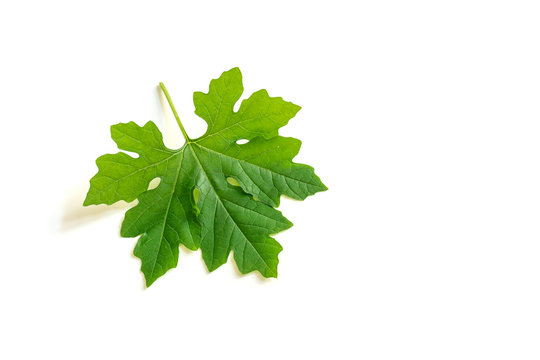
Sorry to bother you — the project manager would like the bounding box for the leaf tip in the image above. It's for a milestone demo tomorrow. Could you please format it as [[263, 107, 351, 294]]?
[[144, 275, 157, 288], [82, 191, 96, 207], [283, 218, 294, 230], [228, 66, 241, 75]]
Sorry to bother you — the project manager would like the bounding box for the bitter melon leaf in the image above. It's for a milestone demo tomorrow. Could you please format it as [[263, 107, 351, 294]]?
[[84, 68, 327, 286]]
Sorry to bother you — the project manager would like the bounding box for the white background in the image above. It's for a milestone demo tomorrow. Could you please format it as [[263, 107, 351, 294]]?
[[1, 1, 540, 359]]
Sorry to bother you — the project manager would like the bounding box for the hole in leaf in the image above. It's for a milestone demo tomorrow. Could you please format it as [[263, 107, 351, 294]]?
[[147, 177, 161, 190], [192, 188, 200, 215], [236, 139, 249, 145], [193, 188, 200, 204], [227, 177, 241, 187]]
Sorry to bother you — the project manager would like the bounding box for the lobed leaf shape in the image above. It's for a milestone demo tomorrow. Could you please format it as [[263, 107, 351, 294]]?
[[84, 68, 327, 286]]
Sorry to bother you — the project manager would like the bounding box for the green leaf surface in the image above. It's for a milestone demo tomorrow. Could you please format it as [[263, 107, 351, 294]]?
[[84, 68, 327, 286]]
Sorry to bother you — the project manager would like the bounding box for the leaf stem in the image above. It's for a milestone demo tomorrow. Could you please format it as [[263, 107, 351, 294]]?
[[159, 82, 191, 142]]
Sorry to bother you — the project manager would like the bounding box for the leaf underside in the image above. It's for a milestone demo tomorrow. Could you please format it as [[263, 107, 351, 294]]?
[[84, 68, 327, 286]]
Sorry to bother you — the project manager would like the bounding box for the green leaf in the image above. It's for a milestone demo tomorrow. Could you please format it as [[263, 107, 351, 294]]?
[[84, 68, 327, 286]]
